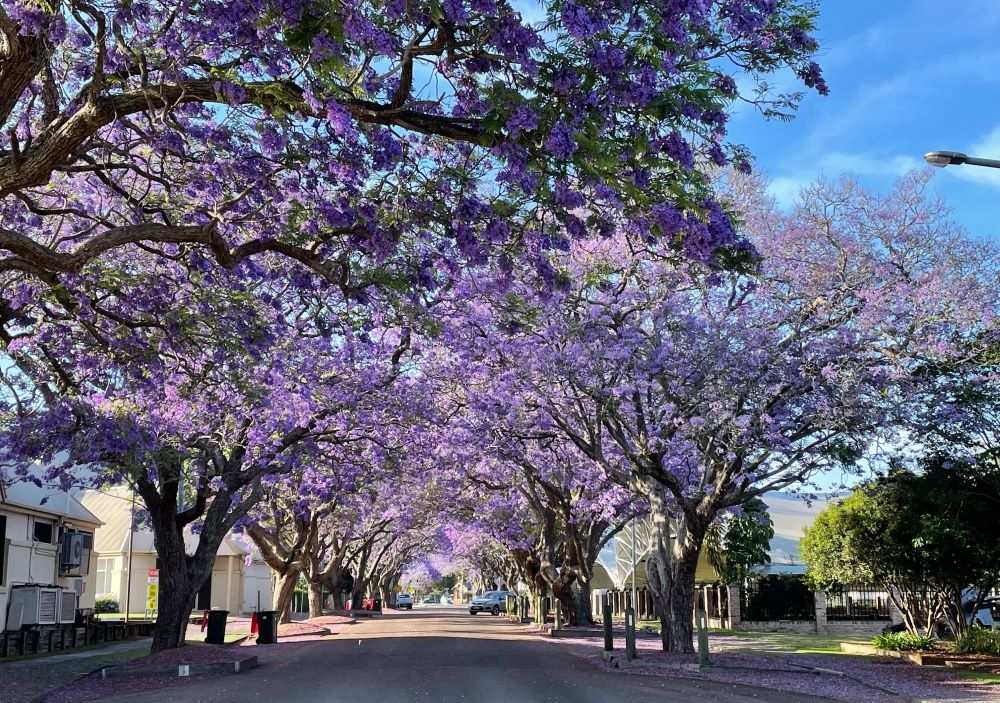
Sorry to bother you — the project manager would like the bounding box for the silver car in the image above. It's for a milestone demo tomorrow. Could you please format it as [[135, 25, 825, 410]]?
[[395, 593, 413, 610], [468, 590, 517, 616]]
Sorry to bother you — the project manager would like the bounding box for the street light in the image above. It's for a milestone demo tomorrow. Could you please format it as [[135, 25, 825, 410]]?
[[924, 150, 1000, 169]]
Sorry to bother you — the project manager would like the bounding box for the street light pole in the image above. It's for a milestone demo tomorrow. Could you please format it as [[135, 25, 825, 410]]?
[[124, 489, 135, 624], [925, 150, 1000, 170], [630, 520, 637, 610]]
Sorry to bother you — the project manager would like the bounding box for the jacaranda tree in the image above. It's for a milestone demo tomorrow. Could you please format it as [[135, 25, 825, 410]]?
[[1, 0, 826, 293], [0, 0, 831, 652], [437, 171, 999, 651], [0, 250, 415, 651]]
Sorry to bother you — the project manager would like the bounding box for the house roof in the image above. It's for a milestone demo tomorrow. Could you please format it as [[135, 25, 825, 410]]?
[[0, 464, 102, 527], [78, 486, 251, 558], [115, 529, 249, 557], [77, 486, 140, 553], [752, 563, 809, 576]]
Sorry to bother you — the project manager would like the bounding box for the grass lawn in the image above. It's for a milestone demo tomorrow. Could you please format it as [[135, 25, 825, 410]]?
[[952, 670, 1000, 685], [634, 620, 871, 655], [708, 629, 871, 654], [0, 640, 150, 703], [96, 612, 156, 621], [629, 623, 1000, 687]]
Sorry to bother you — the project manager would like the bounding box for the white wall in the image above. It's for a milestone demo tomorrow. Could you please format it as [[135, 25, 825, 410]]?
[[242, 561, 273, 614], [2, 508, 100, 619], [2, 510, 58, 586]]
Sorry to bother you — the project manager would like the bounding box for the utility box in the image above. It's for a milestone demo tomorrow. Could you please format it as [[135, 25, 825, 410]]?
[[8, 585, 61, 627], [255, 611, 278, 645], [204, 610, 229, 645], [59, 590, 78, 624]]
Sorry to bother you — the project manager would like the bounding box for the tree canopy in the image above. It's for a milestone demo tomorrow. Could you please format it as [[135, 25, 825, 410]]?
[[801, 456, 1000, 638]]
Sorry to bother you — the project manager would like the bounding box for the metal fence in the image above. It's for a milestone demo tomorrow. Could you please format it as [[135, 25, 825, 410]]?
[[741, 575, 815, 621], [825, 585, 892, 620], [599, 588, 656, 621], [695, 584, 729, 619]]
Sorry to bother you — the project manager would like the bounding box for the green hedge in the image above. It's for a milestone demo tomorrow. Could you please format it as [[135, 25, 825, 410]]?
[[94, 598, 120, 614], [954, 627, 1000, 656], [872, 631, 935, 651]]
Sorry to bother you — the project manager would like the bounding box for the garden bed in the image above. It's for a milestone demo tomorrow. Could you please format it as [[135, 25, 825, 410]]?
[[543, 631, 1000, 702], [839, 642, 1000, 670]]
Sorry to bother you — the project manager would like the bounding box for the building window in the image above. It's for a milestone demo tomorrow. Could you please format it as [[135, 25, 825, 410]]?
[[96, 558, 115, 595], [33, 520, 53, 544]]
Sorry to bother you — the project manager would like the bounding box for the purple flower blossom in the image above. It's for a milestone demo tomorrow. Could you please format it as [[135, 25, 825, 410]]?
[[505, 105, 538, 138], [662, 132, 695, 170], [545, 121, 578, 160], [796, 61, 830, 96], [258, 127, 285, 154], [561, 1, 606, 40]]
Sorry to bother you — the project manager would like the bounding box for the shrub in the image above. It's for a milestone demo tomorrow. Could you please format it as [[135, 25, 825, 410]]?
[[872, 631, 936, 651], [954, 627, 1000, 656], [94, 598, 120, 614]]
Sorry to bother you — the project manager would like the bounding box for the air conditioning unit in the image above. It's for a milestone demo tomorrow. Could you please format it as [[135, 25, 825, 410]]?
[[58, 589, 77, 624], [7, 585, 61, 626], [59, 532, 93, 576]]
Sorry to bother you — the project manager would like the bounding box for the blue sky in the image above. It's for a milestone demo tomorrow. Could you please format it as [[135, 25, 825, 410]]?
[[727, 0, 1000, 240]]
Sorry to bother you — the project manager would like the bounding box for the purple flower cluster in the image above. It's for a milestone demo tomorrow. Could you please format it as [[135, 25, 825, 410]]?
[[545, 121, 579, 160], [560, 1, 607, 40]]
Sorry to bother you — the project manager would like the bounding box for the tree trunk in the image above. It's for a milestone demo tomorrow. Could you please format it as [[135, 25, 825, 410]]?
[[147, 513, 218, 653], [547, 569, 578, 624], [380, 571, 396, 605], [273, 568, 300, 623], [350, 577, 366, 607], [151, 578, 198, 654], [308, 580, 324, 618], [662, 531, 703, 654], [573, 576, 593, 626], [332, 591, 344, 610], [643, 484, 676, 651]]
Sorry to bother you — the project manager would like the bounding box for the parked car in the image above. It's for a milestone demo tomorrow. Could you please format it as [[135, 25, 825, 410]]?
[[395, 593, 413, 610], [468, 590, 517, 616], [421, 595, 437, 604], [439, 594, 453, 604]]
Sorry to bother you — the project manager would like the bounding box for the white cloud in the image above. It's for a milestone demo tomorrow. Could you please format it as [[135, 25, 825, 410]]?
[[765, 151, 920, 208], [819, 152, 921, 176], [767, 175, 809, 208]]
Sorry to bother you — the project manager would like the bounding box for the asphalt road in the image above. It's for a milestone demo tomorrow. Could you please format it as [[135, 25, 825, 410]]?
[[104, 606, 831, 703]]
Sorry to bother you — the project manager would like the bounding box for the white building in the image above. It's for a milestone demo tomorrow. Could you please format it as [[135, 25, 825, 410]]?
[[79, 487, 272, 614], [0, 475, 102, 630], [595, 492, 832, 588]]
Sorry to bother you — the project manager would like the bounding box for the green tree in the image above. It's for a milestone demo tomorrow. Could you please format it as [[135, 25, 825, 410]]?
[[705, 498, 774, 585], [801, 458, 1000, 637]]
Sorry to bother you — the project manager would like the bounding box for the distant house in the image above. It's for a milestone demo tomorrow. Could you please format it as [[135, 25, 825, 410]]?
[[79, 486, 273, 614], [0, 473, 102, 630], [451, 581, 472, 604], [595, 492, 832, 588], [596, 523, 719, 590]]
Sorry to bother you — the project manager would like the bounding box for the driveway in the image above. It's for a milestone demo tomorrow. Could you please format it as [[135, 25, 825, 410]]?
[[102, 606, 833, 702]]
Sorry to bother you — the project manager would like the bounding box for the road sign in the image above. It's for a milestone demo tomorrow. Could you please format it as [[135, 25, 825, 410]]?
[[146, 582, 158, 611], [393, 584, 402, 592], [148, 568, 159, 578]]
